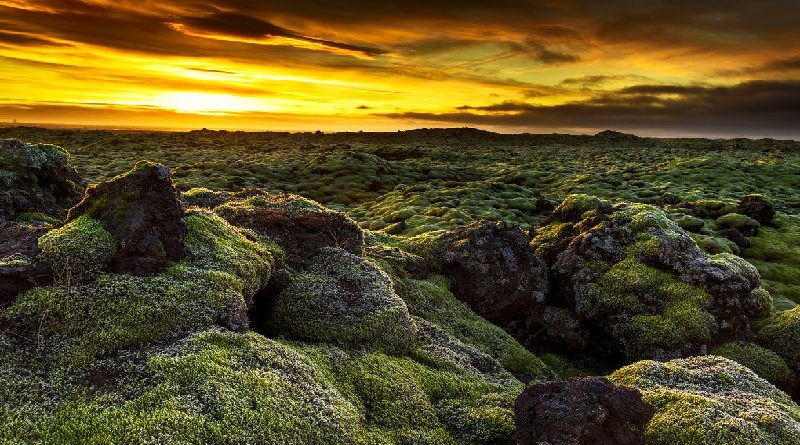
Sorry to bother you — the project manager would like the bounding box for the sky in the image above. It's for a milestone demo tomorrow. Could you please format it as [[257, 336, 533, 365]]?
[[0, 0, 799, 137]]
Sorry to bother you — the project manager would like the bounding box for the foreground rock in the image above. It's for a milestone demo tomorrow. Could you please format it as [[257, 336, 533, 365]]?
[[609, 356, 800, 444], [216, 193, 364, 264], [0, 222, 51, 304], [0, 139, 83, 222], [515, 376, 653, 445], [66, 161, 186, 276]]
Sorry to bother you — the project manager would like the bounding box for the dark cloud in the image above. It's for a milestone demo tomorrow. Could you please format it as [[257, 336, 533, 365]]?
[[719, 55, 800, 76], [173, 12, 387, 56], [382, 80, 800, 138], [0, 30, 68, 46]]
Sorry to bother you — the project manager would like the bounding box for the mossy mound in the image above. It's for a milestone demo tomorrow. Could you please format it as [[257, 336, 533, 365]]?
[[264, 247, 418, 353], [743, 214, 800, 308], [0, 139, 83, 222], [758, 306, 800, 377], [715, 213, 760, 236], [37, 215, 116, 283], [609, 356, 800, 445], [216, 192, 364, 262], [2, 210, 276, 367], [531, 196, 766, 361], [711, 341, 796, 391]]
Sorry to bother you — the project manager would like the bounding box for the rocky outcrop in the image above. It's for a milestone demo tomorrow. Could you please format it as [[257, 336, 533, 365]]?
[[216, 193, 364, 264], [530, 195, 766, 361], [514, 376, 653, 445], [65, 161, 186, 276], [0, 139, 83, 222]]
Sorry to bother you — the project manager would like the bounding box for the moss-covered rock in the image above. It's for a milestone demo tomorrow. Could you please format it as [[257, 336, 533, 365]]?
[[2, 210, 275, 367], [758, 306, 800, 377], [37, 215, 116, 283], [609, 356, 800, 445], [264, 247, 418, 353], [0, 222, 51, 304], [530, 196, 765, 361], [66, 161, 186, 276], [711, 341, 796, 391], [0, 139, 83, 222], [716, 213, 761, 237], [216, 192, 364, 263]]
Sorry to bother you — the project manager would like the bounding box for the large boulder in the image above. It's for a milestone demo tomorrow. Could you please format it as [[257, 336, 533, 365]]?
[[609, 356, 800, 444], [529, 195, 767, 361], [258, 247, 418, 353], [65, 161, 186, 276], [0, 222, 51, 304], [514, 376, 653, 445], [423, 221, 549, 345], [0, 139, 83, 222], [215, 193, 364, 263]]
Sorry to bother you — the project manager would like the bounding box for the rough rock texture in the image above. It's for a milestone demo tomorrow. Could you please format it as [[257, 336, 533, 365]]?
[[216, 193, 364, 263], [529, 195, 766, 361], [259, 247, 418, 353], [609, 356, 800, 444], [0, 139, 83, 222], [428, 221, 549, 345], [66, 161, 186, 276], [738, 194, 776, 226], [515, 376, 653, 445], [0, 222, 51, 304]]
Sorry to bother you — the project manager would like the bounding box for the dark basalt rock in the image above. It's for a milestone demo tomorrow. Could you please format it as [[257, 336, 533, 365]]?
[[0, 222, 51, 305], [514, 376, 653, 445], [738, 194, 776, 226], [216, 192, 364, 265], [719, 227, 751, 249], [433, 221, 550, 345], [65, 161, 186, 276], [0, 139, 83, 222]]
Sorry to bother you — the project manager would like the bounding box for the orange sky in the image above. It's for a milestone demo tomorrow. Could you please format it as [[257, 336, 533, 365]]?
[[0, 0, 799, 137]]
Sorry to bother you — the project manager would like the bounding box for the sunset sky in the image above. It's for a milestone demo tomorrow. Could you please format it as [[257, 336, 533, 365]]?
[[0, 0, 798, 136]]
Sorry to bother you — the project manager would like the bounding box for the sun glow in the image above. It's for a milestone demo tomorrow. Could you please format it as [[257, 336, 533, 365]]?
[[155, 92, 277, 114]]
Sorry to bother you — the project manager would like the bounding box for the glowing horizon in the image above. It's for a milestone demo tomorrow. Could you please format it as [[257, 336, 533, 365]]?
[[0, 1, 798, 138]]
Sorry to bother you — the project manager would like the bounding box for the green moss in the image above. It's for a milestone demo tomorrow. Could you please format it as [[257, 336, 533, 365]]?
[[743, 214, 800, 305], [711, 341, 795, 387], [610, 356, 800, 445], [269, 248, 418, 353], [584, 257, 713, 358], [553, 193, 604, 220], [716, 213, 760, 232], [181, 186, 230, 208], [37, 215, 117, 282], [15, 212, 60, 226], [758, 306, 800, 374], [688, 199, 738, 219], [4, 211, 275, 367]]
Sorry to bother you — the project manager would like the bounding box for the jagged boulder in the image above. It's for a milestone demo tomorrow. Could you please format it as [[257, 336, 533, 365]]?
[[0, 222, 51, 304], [0, 139, 83, 222], [65, 161, 186, 276], [515, 376, 653, 445], [609, 356, 800, 444], [215, 193, 364, 263], [424, 221, 549, 344], [529, 195, 766, 361], [258, 247, 418, 353]]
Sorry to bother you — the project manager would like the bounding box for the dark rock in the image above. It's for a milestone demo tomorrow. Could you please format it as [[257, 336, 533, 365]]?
[[216, 192, 363, 264], [0, 222, 51, 305], [738, 194, 776, 226], [719, 228, 751, 249], [65, 161, 186, 276], [0, 139, 83, 222], [433, 221, 550, 344], [514, 376, 653, 445]]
